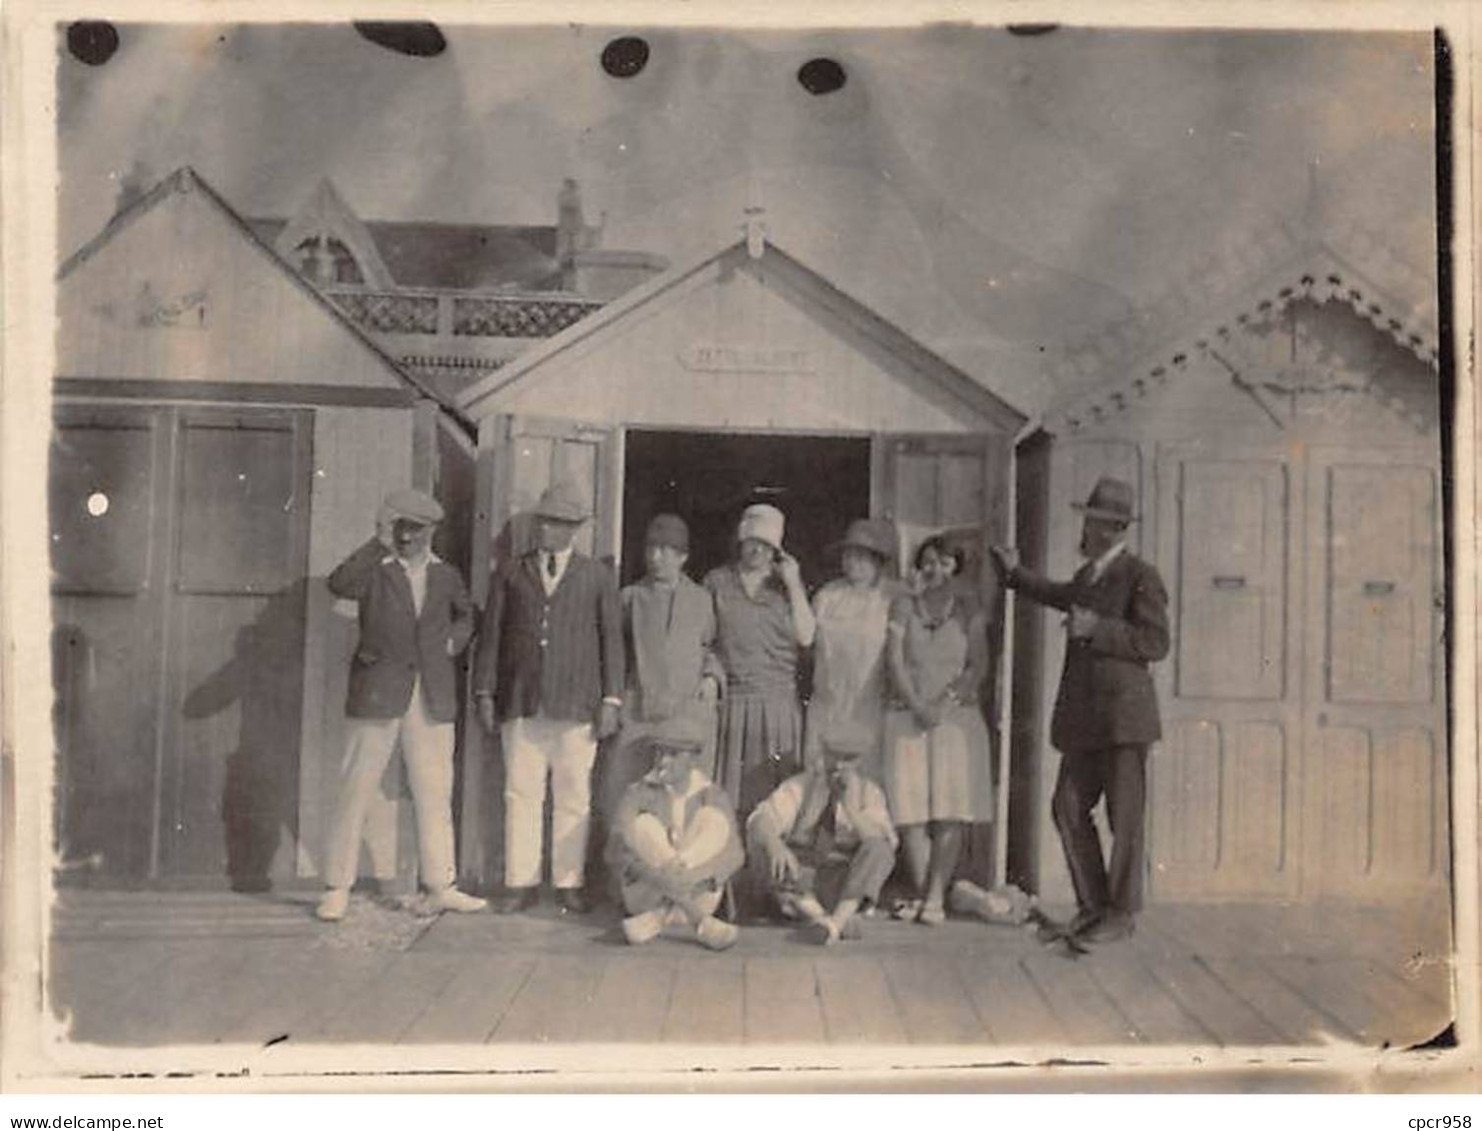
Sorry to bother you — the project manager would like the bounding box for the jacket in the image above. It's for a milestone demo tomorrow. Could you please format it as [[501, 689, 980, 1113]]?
[[1010, 549, 1169, 752], [327, 538, 474, 723], [473, 551, 624, 723]]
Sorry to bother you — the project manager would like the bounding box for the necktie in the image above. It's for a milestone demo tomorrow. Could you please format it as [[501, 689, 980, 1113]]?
[[546, 553, 557, 580]]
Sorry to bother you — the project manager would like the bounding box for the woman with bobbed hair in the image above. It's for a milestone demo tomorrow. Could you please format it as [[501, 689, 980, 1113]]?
[[882, 534, 994, 925]]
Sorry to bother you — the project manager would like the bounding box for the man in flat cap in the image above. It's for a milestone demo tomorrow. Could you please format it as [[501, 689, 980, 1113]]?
[[605, 715, 743, 951], [317, 488, 486, 921], [991, 476, 1169, 944], [746, 722, 897, 946], [601, 513, 725, 827], [473, 480, 624, 915]]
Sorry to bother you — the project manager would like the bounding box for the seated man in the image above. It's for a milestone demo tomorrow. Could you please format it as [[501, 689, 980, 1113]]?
[[745, 723, 897, 946], [606, 716, 744, 951]]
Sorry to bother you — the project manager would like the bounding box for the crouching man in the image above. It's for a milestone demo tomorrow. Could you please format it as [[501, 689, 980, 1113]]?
[[745, 724, 897, 946], [606, 716, 744, 951]]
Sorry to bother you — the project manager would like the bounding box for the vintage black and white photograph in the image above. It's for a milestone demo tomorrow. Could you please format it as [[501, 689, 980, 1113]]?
[[4, 3, 1476, 1088]]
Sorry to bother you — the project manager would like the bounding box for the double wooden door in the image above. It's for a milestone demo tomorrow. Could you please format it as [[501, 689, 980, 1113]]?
[[1150, 443, 1446, 898], [50, 403, 312, 886]]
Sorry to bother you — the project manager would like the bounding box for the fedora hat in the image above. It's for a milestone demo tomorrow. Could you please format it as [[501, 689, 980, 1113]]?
[[532, 480, 590, 524], [1071, 477, 1138, 524], [737, 503, 785, 551], [832, 517, 897, 563]]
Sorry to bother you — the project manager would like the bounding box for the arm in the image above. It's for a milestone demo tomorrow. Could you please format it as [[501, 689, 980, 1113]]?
[[950, 606, 991, 703], [446, 569, 475, 656], [471, 567, 506, 700], [325, 538, 386, 601], [886, 599, 938, 727], [675, 803, 736, 872], [698, 595, 725, 695], [598, 563, 625, 701], [779, 557, 816, 647], [745, 778, 802, 854], [1006, 566, 1080, 613], [1086, 565, 1171, 663]]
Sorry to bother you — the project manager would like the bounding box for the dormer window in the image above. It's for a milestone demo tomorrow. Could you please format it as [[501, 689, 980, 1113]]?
[[292, 236, 365, 286]]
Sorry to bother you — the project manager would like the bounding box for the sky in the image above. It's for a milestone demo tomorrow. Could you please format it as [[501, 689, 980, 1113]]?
[[55, 21, 1439, 402]]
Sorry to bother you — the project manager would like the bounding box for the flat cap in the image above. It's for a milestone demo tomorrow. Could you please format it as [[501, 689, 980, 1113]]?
[[383, 488, 444, 525]]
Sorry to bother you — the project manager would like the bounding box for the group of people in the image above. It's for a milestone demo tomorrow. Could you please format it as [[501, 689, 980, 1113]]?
[[315, 470, 1169, 953]]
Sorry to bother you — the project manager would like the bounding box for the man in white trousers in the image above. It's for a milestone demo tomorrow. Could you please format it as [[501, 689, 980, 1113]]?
[[474, 480, 625, 914], [317, 488, 487, 921]]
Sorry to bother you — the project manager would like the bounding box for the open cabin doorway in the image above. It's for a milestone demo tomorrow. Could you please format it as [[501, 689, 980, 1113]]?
[[620, 429, 873, 591]]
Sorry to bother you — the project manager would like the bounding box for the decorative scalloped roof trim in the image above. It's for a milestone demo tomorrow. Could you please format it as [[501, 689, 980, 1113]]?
[[1051, 258, 1440, 434], [399, 354, 510, 371]]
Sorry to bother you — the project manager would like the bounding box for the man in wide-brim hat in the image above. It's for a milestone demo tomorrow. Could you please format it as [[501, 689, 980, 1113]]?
[[473, 479, 625, 916], [990, 476, 1169, 945]]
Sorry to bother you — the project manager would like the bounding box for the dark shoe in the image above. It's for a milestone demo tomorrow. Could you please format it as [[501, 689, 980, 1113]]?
[[1080, 911, 1135, 944], [555, 887, 590, 915], [494, 887, 538, 915], [1066, 906, 1106, 938]]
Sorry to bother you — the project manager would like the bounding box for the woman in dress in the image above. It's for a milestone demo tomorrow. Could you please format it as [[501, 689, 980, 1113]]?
[[803, 518, 898, 783], [704, 503, 816, 818], [883, 535, 994, 925]]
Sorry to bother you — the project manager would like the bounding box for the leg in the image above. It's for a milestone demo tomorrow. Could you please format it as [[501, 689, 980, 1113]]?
[[922, 821, 965, 922], [549, 720, 600, 893], [502, 718, 551, 891], [322, 718, 400, 892], [899, 824, 930, 898], [399, 682, 457, 893], [1051, 749, 1112, 925], [1103, 745, 1149, 917]]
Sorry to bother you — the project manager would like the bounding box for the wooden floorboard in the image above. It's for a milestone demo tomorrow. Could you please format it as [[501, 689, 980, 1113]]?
[[662, 956, 744, 1045], [877, 953, 989, 1045], [815, 956, 908, 1045], [955, 957, 1064, 1047], [311, 952, 466, 1044], [1021, 951, 1137, 1045], [1141, 951, 1281, 1046], [1083, 948, 1216, 1046], [581, 958, 678, 1044], [1198, 956, 1355, 1045], [401, 954, 535, 1044], [743, 957, 825, 1045], [105, 941, 255, 1046], [47, 939, 179, 1045], [219, 950, 396, 1047], [490, 956, 607, 1044], [1265, 955, 1405, 1046]]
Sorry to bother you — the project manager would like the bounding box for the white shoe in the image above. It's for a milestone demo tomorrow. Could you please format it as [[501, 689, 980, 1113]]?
[[623, 910, 665, 945], [433, 887, 488, 913], [696, 916, 739, 951], [316, 888, 350, 922]]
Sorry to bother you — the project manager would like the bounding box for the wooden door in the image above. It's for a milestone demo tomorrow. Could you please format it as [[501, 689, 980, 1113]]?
[[873, 432, 1010, 886], [1303, 451, 1447, 895], [1150, 448, 1301, 898], [50, 403, 312, 886], [494, 415, 622, 568]]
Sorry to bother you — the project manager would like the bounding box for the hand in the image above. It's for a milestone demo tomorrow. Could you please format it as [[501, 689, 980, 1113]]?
[[775, 550, 803, 591], [476, 695, 496, 734], [595, 701, 621, 741], [771, 846, 801, 887], [375, 507, 396, 551], [1069, 606, 1099, 640], [989, 544, 1019, 577]]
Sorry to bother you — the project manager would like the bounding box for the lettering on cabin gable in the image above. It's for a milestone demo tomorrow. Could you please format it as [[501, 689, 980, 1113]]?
[[133, 282, 209, 329], [677, 344, 814, 374]]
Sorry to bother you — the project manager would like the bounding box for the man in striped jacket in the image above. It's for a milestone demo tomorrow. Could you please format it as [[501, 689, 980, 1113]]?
[[474, 480, 625, 915]]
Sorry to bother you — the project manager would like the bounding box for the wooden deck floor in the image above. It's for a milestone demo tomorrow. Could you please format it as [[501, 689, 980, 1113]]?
[[46, 891, 1454, 1053]]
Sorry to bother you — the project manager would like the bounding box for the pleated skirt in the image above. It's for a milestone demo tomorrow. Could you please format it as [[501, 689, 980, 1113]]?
[[715, 689, 803, 816]]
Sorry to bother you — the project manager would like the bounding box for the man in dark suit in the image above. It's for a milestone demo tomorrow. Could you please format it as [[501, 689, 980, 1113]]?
[[474, 480, 625, 915], [991, 477, 1169, 944], [317, 488, 486, 922]]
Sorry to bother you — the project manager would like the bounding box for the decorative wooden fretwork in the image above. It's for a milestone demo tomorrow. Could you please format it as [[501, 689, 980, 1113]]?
[[452, 295, 601, 338], [328, 290, 439, 334]]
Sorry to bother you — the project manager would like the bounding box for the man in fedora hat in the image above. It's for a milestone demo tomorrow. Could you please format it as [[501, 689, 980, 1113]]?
[[317, 488, 486, 922], [605, 715, 743, 951], [473, 479, 624, 915], [746, 722, 897, 946], [991, 476, 1169, 944]]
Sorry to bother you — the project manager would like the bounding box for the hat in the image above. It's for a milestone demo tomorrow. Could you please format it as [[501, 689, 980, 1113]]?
[[1071, 477, 1138, 524], [833, 517, 897, 563], [533, 480, 590, 524], [821, 721, 877, 761], [737, 503, 785, 551], [645, 714, 709, 755], [644, 513, 690, 553], [383, 488, 444, 526]]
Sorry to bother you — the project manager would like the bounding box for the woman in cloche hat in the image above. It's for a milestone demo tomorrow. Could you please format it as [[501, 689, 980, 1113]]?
[[801, 517, 901, 783]]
